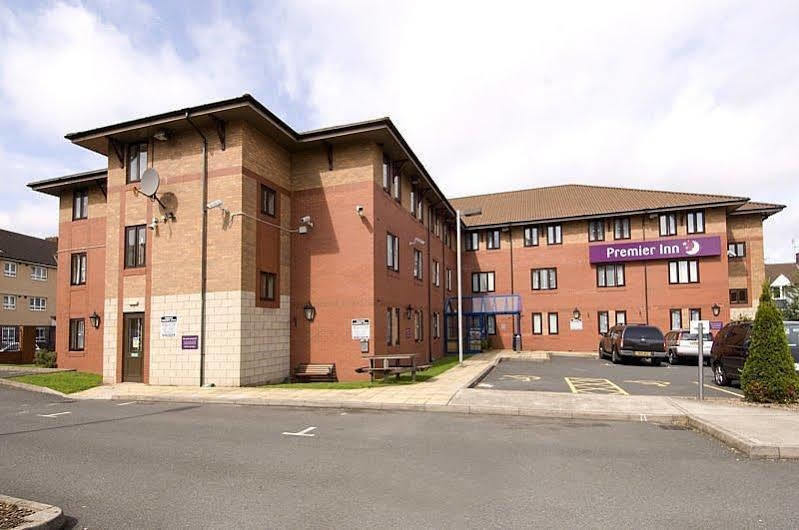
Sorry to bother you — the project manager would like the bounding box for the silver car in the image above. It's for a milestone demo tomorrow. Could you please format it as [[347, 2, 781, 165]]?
[[664, 329, 713, 365]]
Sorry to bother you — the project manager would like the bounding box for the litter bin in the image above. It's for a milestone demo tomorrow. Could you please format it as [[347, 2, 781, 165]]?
[[513, 333, 522, 352]]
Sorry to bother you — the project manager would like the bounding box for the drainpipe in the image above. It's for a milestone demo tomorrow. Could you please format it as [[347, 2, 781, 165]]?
[[186, 112, 208, 387], [642, 215, 649, 324]]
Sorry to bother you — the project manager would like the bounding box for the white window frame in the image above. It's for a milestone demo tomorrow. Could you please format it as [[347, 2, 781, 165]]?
[[1, 326, 18, 349], [386, 233, 399, 272], [432, 260, 440, 287], [446, 268, 452, 291], [3, 262, 17, 278], [30, 265, 48, 281], [29, 297, 46, 312], [2, 295, 15, 310]]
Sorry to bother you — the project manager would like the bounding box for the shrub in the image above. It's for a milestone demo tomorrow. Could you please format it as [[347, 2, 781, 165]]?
[[740, 284, 799, 403], [33, 349, 57, 368]]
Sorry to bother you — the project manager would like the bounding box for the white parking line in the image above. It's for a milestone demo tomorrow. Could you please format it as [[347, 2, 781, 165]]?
[[282, 426, 317, 437], [37, 411, 71, 418], [694, 382, 744, 397], [116, 401, 137, 406]]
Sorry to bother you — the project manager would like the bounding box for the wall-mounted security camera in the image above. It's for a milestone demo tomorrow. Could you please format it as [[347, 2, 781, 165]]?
[[300, 215, 312, 225], [298, 225, 309, 234], [206, 199, 224, 210], [148, 217, 159, 231], [355, 205, 364, 217]]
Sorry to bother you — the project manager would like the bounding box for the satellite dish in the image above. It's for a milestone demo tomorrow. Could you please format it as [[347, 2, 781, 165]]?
[[140, 168, 160, 197]]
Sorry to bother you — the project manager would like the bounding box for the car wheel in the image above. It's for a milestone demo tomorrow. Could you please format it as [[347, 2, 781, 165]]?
[[714, 363, 730, 386], [651, 358, 662, 367], [668, 350, 679, 365], [611, 349, 621, 364]]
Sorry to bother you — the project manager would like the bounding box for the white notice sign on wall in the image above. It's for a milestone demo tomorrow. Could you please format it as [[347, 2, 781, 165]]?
[[160, 315, 178, 338], [351, 318, 371, 340]]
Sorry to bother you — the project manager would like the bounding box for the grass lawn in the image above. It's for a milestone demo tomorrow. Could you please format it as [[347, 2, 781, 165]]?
[[266, 354, 468, 389], [10, 371, 103, 394]]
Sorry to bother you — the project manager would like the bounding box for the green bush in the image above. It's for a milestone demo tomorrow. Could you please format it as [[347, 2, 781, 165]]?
[[740, 284, 799, 403], [33, 349, 57, 368]]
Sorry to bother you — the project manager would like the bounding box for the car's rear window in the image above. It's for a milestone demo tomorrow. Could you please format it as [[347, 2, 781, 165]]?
[[785, 323, 799, 356], [684, 333, 712, 341], [624, 326, 664, 341]]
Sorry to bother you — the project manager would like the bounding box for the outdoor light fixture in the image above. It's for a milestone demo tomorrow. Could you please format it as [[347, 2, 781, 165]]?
[[89, 311, 101, 329], [572, 308, 581, 320], [303, 302, 316, 322], [712, 303, 721, 317], [206, 199, 224, 210], [406, 305, 413, 320]]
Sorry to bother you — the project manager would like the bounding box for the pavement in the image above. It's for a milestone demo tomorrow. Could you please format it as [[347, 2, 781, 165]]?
[[2, 386, 798, 528], [12, 350, 799, 459], [0, 365, 74, 379]]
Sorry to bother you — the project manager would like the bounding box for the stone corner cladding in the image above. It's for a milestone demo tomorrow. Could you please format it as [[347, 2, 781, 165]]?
[[145, 291, 290, 387]]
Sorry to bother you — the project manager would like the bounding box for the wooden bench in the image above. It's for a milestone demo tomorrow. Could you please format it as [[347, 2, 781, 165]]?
[[293, 363, 336, 383], [356, 355, 432, 382]]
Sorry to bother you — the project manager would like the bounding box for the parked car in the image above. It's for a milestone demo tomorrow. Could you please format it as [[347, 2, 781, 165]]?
[[711, 320, 799, 386], [664, 329, 713, 365], [598, 324, 666, 366]]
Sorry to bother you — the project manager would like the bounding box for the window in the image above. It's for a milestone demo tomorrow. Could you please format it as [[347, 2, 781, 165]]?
[[597, 264, 625, 287], [2, 295, 15, 310], [532, 313, 543, 335], [413, 309, 424, 342], [730, 288, 748, 305], [413, 249, 423, 280], [615, 311, 627, 325], [382, 155, 391, 191], [1, 326, 17, 350], [668, 259, 699, 284], [772, 286, 783, 300], [392, 169, 401, 201], [432, 260, 440, 287], [73, 188, 89, 220], [547, 224, 562, 245], [686, 210, 705, 234], [524, 226, 539, 247], [614, 218, 631, 240], [386, 233, 399, 271], [416, 198, 424, 222], [386, 307, 400, 345], [69, 318, 85, 351], [548, 312, 559, 335], [598, 311, 609, 334], [531, 268, 557, 290], [71, 253, 87, 285], [261, 185, 276, 217], [670, 309, 682, 330], [486, 229, 500, 249], [728, 242, 746, 258], [472, 272, 495, 293], [29, 297, 46, 312], [30, 266, 47, 281], [3, 262, 17, 278], [124, 225, 147, 268], [433, 312, 440, 339], [409, 185, 417, 214], [259, 272, 276, 301], [433, 212, 441, 238], [588, 220, 604, 242], [465, 232, 479, 251], [486, 315, 497, 335], [126, 142, 148, 183], [35, 327, 48, 344], [690, 308, 701, 322], [446, 268, 452, 291], [659, 213, 677, 236]]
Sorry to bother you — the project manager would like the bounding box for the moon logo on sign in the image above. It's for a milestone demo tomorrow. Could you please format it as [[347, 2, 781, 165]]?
[[683, 240, 700, 256]]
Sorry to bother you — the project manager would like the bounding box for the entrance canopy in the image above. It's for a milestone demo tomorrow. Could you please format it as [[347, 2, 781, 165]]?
[[444, 294, 522, 354], [445, 294, 521, 316]]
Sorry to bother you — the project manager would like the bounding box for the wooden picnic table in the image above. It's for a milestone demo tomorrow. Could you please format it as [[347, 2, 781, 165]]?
[[357, 354, 431, 382]]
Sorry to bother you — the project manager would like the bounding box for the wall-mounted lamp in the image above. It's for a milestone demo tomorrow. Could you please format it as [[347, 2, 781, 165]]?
[[303, 302, 316, 322], [206, 199, 224, 210], [406, 305, 414, 320], [572, 308, 581, 321], [712, 303, 721, 317], [89, 311, 101, 329]]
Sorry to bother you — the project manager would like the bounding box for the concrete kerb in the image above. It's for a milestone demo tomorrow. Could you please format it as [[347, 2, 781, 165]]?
[[0, 494, 64, 530], [0, 377, 70, 398]]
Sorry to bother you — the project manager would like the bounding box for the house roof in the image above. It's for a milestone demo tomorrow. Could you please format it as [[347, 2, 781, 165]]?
[[729, 201, 786, 217], [0, 229, 57, 267], [766, 262, 799, 284], [449, 184, 763, 227], [27, 168, 107, 197]]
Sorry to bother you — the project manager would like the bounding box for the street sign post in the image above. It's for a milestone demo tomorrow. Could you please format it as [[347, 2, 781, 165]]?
[[690, 319, 709, 400]]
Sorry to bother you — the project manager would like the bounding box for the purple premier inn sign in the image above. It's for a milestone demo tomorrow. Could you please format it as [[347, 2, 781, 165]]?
[[589, 235, 722, 264]]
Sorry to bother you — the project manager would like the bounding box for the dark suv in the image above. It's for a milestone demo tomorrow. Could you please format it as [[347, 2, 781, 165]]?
[[598, 324, 666, 366], [712, 320, 799, 386]]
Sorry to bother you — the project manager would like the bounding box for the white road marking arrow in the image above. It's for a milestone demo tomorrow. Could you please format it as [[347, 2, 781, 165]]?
[[500, 375, 541, 382], [37, 411, 71, 418], [282, 426, 317, 437]]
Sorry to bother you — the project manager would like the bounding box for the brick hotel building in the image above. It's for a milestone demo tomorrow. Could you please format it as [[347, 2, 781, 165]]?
[[29, 95, 784, 385]]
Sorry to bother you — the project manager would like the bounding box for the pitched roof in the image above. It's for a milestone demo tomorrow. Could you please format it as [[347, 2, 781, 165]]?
[[766, 262, 799, 283], [729, 201, 786, 216], [0, 229, 57, 267], [450, 184, 753, 227]]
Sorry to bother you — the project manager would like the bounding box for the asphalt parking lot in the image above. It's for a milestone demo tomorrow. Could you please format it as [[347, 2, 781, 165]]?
[[478, 356, 744, 398]]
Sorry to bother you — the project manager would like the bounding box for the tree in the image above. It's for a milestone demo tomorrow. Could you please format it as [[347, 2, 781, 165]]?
[[740, 283, 799, 403]]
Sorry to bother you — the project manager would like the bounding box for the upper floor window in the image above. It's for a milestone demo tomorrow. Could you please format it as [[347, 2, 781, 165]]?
[[446, 268, 452, 291], [486, 229, 500, 249], [386, 233, 399, 272], [531, 268, 557, 290], [433, 212, 441, 238], [416, 197, 424, 222], [124, 225, 147, 268], [432, 260, 440, 287], [126, 142, 148, 183], [392, 169, 401, 201], [668, 259, 699, 284], [588, 220, 604, 242], [29, 297, 46, 312], [30, 266, 47, 281], [73, 188, 89, 220], [728, 242, 746, 258], [472, 271, 495, 293], [659, 213, 677, 236], [259, 271, 276, 301], [261, 185, 276, 217], [432, 312, 440, 339], [730, 288, 748, 305], [71, 253, 87, 286], [3, 262, 17, 278], [614, 218, 631, 240], [2, 295, 15, 310], [410, 185, 418, 215], [686, 210, 705, 234], [465, 232, 479, 251], [547, 224, 562, 245], [597, 264, 625, 287], [413, 249, 423, 280], [524, 226, 539, 247], [382, 155, 391, 191]]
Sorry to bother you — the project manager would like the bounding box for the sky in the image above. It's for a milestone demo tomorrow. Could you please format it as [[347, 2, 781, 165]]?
[[1, 0, 797, 262]]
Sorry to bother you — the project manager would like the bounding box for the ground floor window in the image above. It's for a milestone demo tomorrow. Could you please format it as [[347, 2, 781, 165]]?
[[486, 315, 497, 335], [598, 311, 609, 334], [1, 326, 18, 349], [432, 312, 440, 339], [35, 327, 48, 344], [615, 311, 626, 325], [413, 309, 424, 342], [69, 318, 85, 351], [670, 309, 682, 330], [690, 308, 701, 322], [386, 307, 401, 346], [548, 312, 559, 335], [532, 313, 542, 335]]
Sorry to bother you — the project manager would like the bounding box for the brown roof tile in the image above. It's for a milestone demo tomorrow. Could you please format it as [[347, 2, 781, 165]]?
[[0, 229, 57, 267], [766, 262, 799, 283]]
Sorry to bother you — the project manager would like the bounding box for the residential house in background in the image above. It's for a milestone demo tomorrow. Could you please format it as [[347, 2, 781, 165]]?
[[766, 253, 799, 309], [0, 229, 57, 362]]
